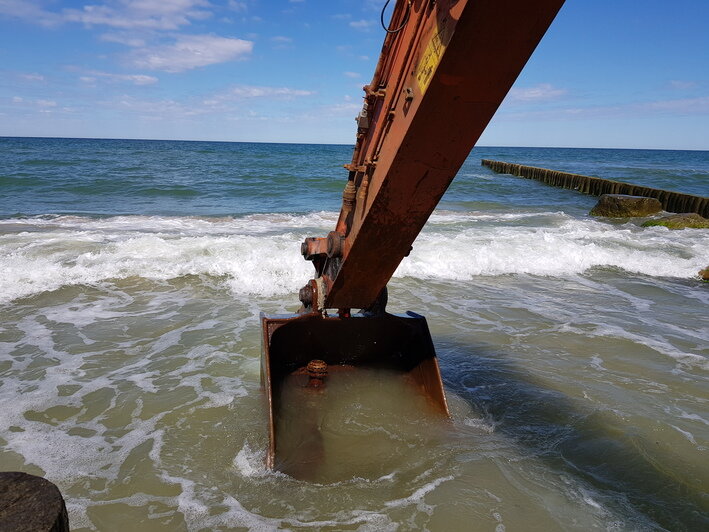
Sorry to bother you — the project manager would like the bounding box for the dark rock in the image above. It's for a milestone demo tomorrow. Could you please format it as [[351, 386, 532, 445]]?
[[642, 213, 709, 230], [589, 194, 663, 217], [0, 472, 69, 532]]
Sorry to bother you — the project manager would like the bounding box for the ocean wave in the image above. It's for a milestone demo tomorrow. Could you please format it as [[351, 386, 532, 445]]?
[[1, 212, 338, 234], [0, 213, 706, 303], [398, 218, 707, 280]]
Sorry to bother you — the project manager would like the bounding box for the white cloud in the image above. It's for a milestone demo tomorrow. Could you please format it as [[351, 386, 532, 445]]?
[[228, 1, 248, 12], [363, 0, 383, 12], [343, 71, 360, 79], [645, 96, 709, 113], [0, 0, 62, 26], [200, 85, 314, 112], [1, 0, 216, 30], [507, 83, 567, 103], [80, 70, 158, 85], [95, 84, 315, 121], [63, 0, 211, 30], [271, 35, 293, 50], [668, 80, 698, 90], [128, 34, 253, 72], [294, 100, 361, 123], [203, 85, 314, 105], [231, 86, 313, 98], [108, 94, 204, 119], [322, 102, 361, 115], [349, 19, 375, 32], [101, 32, 146, 47], [18, 73, 45, 81], [118, 74, 158, 85], [9, 96, 65, 112], [498, 95, 709, 122]]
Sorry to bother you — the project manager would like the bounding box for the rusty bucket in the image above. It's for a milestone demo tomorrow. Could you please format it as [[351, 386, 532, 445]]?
[[260, 311, 449, 478]]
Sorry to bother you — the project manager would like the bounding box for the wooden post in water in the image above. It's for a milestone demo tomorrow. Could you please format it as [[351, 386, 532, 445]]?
[[481, 159, 709, 218]]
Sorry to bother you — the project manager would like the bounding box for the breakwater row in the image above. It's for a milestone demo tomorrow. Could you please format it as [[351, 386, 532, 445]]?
[[481, 159, 709, 218]]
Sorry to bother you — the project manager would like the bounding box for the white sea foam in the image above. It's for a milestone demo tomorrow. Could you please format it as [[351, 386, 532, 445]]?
[[463, 416, 497, 434], [1, 211, 337, 235], [1, 212, 707, 303], [670, 425, 697, 445], [0, 302, 251, 497], [582, 323, 708, 371], [0, 229, 314, 303], [233, 442, 267, 478], [397, 217, 708, 280], [384, 475, 454, 507], [590, 355, 606, 371]]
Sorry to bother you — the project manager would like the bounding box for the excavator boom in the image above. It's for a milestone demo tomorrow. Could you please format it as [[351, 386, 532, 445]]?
[[262, 0, 565, 476], [300, 0, 565, 311]]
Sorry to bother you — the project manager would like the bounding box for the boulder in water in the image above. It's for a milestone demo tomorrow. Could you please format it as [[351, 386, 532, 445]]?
[[642, 213, 709, 230], [699, 268, 709, 281], [589, 194, 662, 217], [0, 472, 69, 532]]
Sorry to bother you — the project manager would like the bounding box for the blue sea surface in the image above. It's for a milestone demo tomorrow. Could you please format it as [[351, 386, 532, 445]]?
[[1, 137, 706, 218]]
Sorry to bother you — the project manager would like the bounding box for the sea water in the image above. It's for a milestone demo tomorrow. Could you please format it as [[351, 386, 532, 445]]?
[[0, 137, 707, 530], [275, 368, 444, 484]]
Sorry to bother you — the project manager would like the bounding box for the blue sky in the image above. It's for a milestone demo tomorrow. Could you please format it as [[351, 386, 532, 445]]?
[[0, 0, 707, 149]]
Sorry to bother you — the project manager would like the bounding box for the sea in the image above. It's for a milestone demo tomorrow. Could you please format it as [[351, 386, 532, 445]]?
[[0, 137, 707, 531]]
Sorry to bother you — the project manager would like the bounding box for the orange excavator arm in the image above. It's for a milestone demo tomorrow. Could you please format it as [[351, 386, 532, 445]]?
[[262, 0, 565, 475], [299, 0, 565, 312]]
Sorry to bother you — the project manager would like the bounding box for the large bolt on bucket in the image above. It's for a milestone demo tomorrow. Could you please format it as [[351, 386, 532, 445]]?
[[260, 311, 450, 480]]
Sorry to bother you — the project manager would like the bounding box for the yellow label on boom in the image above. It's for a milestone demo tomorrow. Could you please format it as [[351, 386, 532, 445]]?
[[415, 18, 453, 95]]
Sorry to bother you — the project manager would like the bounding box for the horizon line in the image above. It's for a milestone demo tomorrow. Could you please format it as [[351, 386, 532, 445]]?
[[0, 135, 707, 153]]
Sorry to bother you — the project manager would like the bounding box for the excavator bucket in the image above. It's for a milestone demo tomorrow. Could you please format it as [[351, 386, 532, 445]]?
[[260, 311, 449, 478]]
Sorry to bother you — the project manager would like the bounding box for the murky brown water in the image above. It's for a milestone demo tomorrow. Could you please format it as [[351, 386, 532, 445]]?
[[275, 368, 446, 483]]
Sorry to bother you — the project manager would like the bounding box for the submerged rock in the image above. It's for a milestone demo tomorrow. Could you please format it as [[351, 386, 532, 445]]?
[[589, 194, 662, 217], [642, 213, 709, 230]]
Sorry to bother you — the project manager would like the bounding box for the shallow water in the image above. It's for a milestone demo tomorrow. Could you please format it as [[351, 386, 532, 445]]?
[[0, 138, 708, 530], [275, 368, 446, 484]]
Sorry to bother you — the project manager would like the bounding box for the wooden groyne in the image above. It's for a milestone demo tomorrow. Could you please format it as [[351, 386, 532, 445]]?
[[481, 159, 709, 218]]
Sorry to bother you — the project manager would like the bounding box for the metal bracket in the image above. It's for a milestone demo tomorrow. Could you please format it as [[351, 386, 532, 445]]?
[[356, 101, 370, 130]]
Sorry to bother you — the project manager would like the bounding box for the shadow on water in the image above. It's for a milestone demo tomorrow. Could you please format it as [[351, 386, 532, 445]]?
[[436, 338, 708, 531]]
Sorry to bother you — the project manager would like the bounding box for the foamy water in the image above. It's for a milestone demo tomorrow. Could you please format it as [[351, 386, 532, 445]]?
[[2, 210, 706, 304], [1, 140, 708, 530]]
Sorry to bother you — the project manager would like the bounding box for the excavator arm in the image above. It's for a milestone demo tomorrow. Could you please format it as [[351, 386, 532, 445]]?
[[261, 0, 565, 475], [299, 0, 565, 312]]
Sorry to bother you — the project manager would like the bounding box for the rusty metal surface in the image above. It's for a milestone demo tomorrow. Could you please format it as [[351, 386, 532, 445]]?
[[305, 359, 328, 388], [300, 0, 565, 310], [260, 311, 449, 472]]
